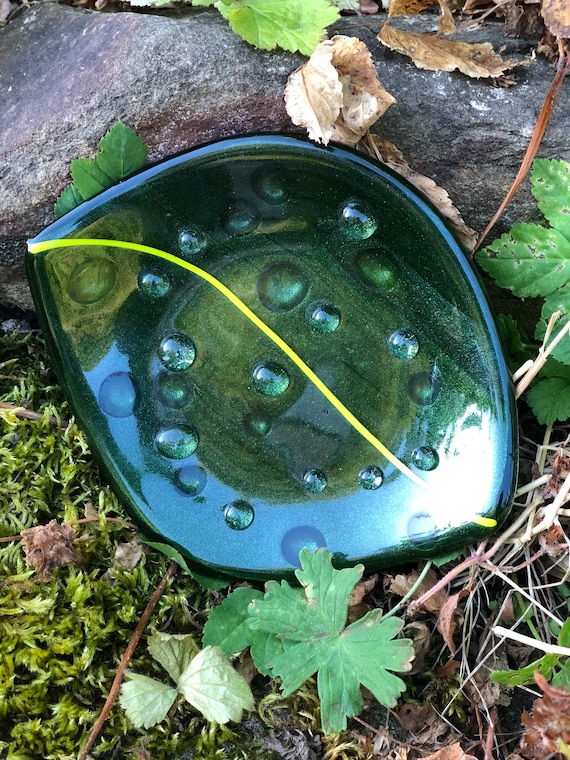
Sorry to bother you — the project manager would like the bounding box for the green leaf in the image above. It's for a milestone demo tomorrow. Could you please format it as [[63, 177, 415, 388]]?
[[142, 539, 229, 588], [96, 122, 147, 182], [535, 287, 570, 364], [477, 222, 570, 298], [216, 0, 340, 55], [54, 184, 83, 219], [192, 0, 217, 4], [202, 586, 263, 656], [558, 618, 570, 648], [531, 159, 570, 242], [527, 360, 570, 424], [119, 672, 178, 728], [248, 548, 413, 733], [177, 645, 255, 723], [490, 653, 559, 687], [70, 158, 113, 201], [147, 631, 200, 683], [553, 658, 570, 691]]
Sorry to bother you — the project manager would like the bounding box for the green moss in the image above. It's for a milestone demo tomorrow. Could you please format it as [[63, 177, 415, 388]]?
[[0, 326, 372, 759]]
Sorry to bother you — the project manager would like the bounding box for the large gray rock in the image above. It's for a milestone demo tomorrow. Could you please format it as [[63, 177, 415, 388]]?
[[0, 3, 569, 309]]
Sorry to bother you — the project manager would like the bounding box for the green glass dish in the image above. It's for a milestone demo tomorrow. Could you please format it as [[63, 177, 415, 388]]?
[[26, 134, 517, 579]]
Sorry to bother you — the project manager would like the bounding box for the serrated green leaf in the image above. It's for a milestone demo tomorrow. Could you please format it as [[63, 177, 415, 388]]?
[[119, 672, 178, 728], [216, 0, 340, 55], [147, 631, 200, 684], [531, 159, 570, 242], [477, 222, 570, 298], [490, 653, 559, 687], [248, 548, 413, 734], [177, 645, 255, 723], [71, 158, 113, 201], [202, 586, 263, 656], [527, 362, 570, 424], [431, 549, 462, 567], [249, 629, 286, 676], [54, 184, 83, 219], [535, 287, 570, 364], [96, 122, 147, 182]]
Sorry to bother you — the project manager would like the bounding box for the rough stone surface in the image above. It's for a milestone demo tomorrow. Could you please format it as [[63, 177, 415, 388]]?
[[0, 4, 569, 308]]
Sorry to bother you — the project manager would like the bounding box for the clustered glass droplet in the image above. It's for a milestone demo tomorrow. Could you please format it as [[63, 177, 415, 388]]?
[[339, 200, 378, 240], [223, 500, 255, 530], [98, 372, 138, 418], [138, 270, 170, 298], [306, 300, 341, 333], [357, 465, 384, 490], [155, 425, 199, 459], [302, 468, 328, 493]]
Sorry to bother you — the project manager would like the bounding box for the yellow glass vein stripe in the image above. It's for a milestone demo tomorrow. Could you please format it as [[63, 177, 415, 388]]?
[[29, 237, 431, 490]]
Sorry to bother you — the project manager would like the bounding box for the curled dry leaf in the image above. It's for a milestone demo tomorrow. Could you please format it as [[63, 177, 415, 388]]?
[[436, 588, 469, 654], [21, 519, 82, 580], [541, 0, 570, 39], [285, 36, 395, 147], [284, 40, 343, 144], [388, 0, 456, 34], [364, 135, 478, 252], [420, 743, 479, 760], [378, 23, 519, 79], [387, 566, 447, 612]]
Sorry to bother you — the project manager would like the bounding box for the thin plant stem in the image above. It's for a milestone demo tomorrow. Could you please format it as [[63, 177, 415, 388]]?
[[78, 561, 178, 760]]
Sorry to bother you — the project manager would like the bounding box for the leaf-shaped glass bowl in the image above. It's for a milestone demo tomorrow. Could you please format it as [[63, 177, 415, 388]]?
[[27, 134, 517, 579]]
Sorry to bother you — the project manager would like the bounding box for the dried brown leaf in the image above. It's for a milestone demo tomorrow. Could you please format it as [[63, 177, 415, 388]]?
[[541, 0, 570, 38], [330, 35, 396, 146], [378, 23, 518, 78], [21, 519, 82, 580], [436, 589, 468, 654], [389, 0, 439, 19], [349, 572, 379, 607], [364, 135, 478, 252], [284, 40, 343, 144], [113, 537, 144, 570], [420, 743, 478, 760], [405, 621, 431, 673], [285, 36, 394, 147], [398, 703, 460, 748], [388, 567, 447, 612]]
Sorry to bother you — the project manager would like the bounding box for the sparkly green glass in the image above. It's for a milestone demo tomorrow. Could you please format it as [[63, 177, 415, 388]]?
[[26, 135, 517, 580]]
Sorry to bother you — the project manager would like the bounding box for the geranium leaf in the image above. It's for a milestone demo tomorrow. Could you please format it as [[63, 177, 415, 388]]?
[[177, 645, 255, 723], [248, 548, 414, 733], [202, 586, 263, 656], [216, 0, 340, 55], [477, 222, 570, 298], [147, 630, 200, 684], [119, 672, 178, 728]]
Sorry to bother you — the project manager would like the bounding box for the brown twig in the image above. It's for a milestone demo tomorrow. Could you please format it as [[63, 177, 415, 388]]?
[[0, 401, 68, 429], [78, 561, 179, 760], [475, 54, 569, 251]]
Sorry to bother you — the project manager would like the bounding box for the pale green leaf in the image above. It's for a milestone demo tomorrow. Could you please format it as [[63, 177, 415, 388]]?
[[248, 548, 413, 733], [558, 618, 570, 648], [71, 158, 113, 201], [553, 659, 570, 691], [527, 360, 570, 424], [177, 645, 255, 723], [490, 653, 559, 687], [476, 222, 570, 297], [54, 184, 83, 219], [119, 672, 178, 728], [192, 0, 217, 4], [202, 586, 263, 656], [531, 159, 570, 241], [216, 0, 340, 55], [96, 122, 147, 183], [147, 631, 200, 684], [535, 286, 570, 364]]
